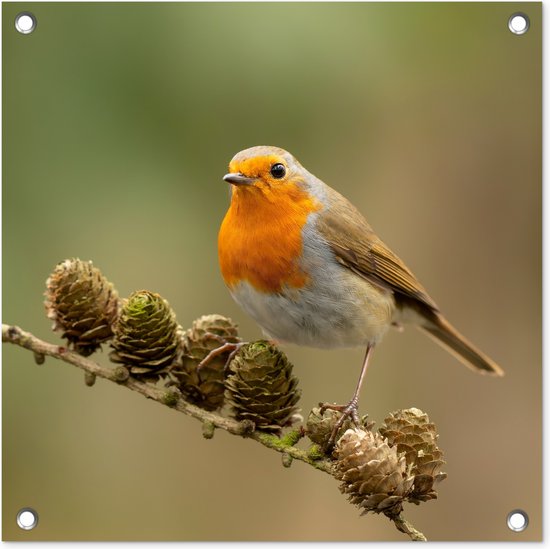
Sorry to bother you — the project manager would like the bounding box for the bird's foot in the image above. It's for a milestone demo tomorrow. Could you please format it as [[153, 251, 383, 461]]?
[[196, 340, 247, 372], [319, 398, 361, 448]]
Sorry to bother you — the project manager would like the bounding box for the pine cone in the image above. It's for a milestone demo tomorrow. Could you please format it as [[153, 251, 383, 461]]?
[[379, 408, 447, 504], [225, 341, 301, 433], [170, 314, 240, 411], [306, 407, 374, 454], [44, 258, 119, 356], [110, 290, 180, 379], [334, 428, 414, 516]]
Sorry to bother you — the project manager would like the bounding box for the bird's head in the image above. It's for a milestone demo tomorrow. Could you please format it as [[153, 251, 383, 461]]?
[[223, 146, 306, 195]]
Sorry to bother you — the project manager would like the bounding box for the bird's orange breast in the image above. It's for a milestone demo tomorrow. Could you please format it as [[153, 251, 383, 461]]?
[[218, 183, 321, 293]]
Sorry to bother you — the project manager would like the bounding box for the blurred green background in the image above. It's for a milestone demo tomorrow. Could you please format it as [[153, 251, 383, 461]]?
[[3, 2, 541, 541]]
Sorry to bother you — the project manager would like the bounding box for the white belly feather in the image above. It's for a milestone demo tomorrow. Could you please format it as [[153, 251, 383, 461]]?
[[229, 213, 395, 349]]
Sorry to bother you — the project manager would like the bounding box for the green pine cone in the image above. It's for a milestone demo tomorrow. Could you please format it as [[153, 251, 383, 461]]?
[[171, 314, 240, 411], [225, 341, 301, 434], [379, 408, 447, 504], [44, 258, 120, 356], [110, 290, 180, 379]]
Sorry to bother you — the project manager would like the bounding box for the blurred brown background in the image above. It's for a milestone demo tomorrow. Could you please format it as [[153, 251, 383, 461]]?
[[3, 2, 541, 541]]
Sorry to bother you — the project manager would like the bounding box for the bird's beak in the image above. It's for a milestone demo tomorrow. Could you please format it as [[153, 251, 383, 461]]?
[[223, 173, 256, 186]]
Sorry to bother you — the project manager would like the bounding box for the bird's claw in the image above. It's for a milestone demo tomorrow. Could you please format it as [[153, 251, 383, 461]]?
[[196, 340, 247, 372], [319, 398, 361, 448]]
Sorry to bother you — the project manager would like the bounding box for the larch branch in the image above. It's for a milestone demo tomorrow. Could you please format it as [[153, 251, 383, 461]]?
[[2, 322, 426, 541]]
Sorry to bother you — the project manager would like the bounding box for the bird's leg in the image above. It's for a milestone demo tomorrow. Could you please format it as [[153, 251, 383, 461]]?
[[320, 344, 374, 447], [196, 334, 247, 372], [195, 335, 280, 373]]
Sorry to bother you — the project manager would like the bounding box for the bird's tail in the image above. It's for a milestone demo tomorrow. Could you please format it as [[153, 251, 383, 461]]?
[[420, 313, 504, 376]]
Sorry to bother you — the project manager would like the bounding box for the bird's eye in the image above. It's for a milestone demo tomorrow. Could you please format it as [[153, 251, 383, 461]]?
[[270, 163, 286, 179]]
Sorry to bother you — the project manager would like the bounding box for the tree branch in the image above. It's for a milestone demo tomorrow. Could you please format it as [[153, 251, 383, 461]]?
[[3, 323, 426, 541], [391, 513, 428, 542], [2, 324, 332, 466]]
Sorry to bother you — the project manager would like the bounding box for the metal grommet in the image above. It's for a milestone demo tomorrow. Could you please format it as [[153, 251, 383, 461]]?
[[16, 508, 39, 530], [507, 509, 528, 532], [508, 13, 530, 35], [15, 12, 37, 35]]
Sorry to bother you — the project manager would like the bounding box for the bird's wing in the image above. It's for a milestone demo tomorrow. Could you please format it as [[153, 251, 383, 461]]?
[[315, 186, 439, 312]]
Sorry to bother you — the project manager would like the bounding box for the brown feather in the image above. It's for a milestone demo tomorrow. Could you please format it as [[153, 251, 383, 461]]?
[[315, 185, 438, 312], [421, 313, 504, 376], [314, 184, 504, 376]]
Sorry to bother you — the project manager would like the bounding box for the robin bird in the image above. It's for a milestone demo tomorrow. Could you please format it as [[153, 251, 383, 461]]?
[[217, 145, 503, 438]]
